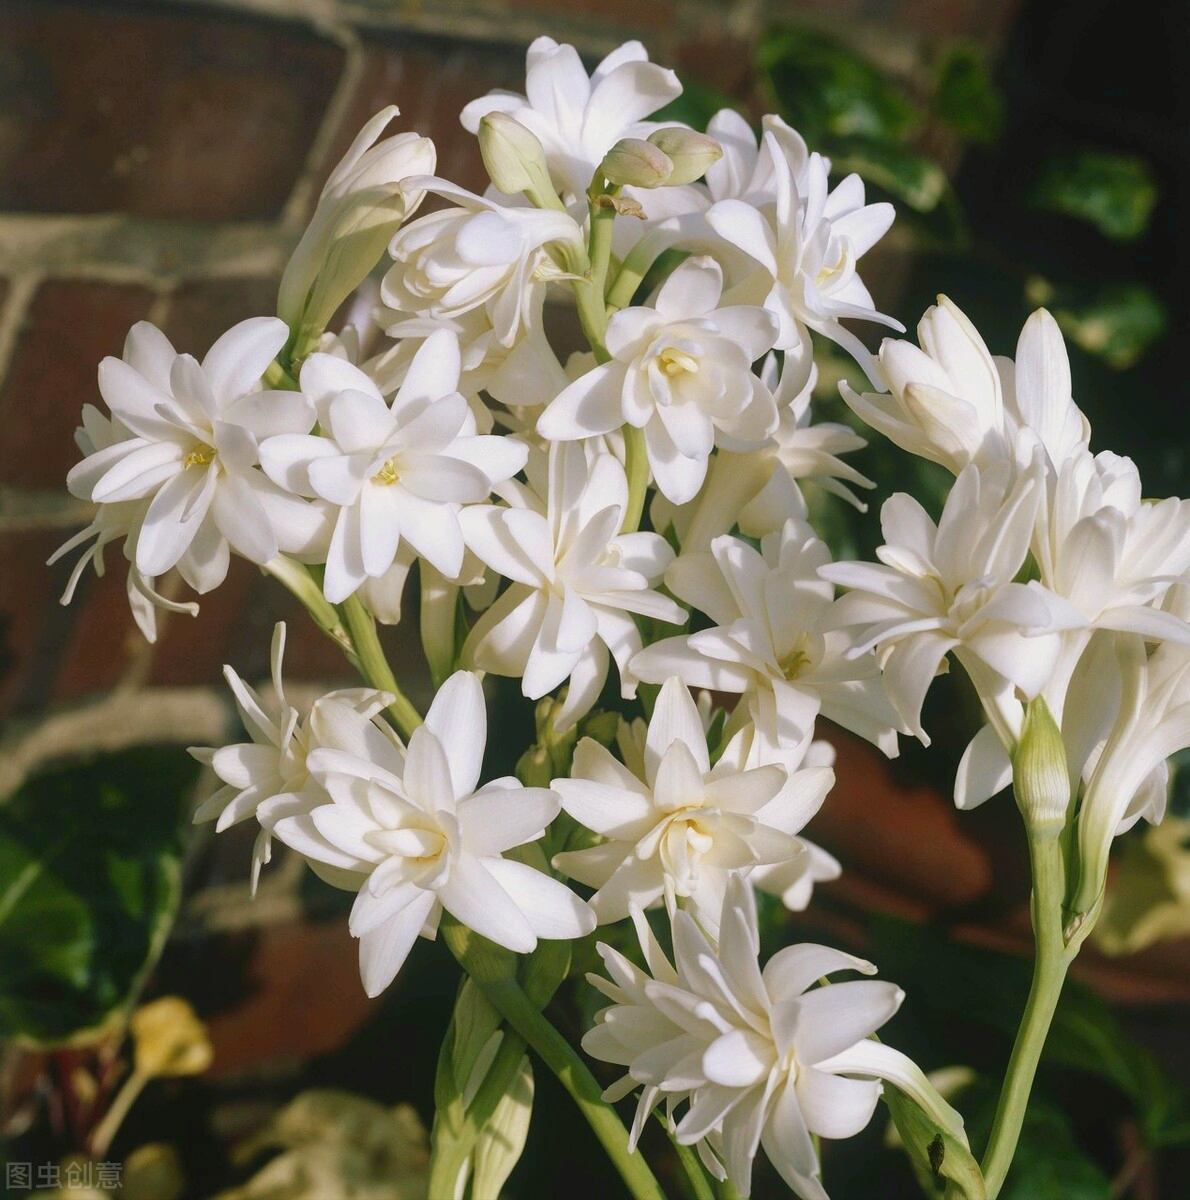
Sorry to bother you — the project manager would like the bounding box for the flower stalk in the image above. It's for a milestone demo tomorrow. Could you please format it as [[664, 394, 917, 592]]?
[[979, 821, 1073, 1198], [442, 918, 667, 1200]]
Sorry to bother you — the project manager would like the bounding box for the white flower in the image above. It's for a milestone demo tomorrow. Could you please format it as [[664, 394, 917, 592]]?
[[460, 37, 682, 204], [706, 136, 899, 385], [383, 181, 584, 349], [67, 319, 326, 595], [632, 519, 901, 758], [583, 876, 966, 1198], [650, 356, 872, 554], [823, 462, 1084, 744], [259, 331, 527, 601], [551, 676, 806, 930], [51, 403, 200, 642], [843, 299, 1091, 475], [460, 442, 686, 729], [278, 107, 436, 349], [537, 257, 779, 503], [715, 721, 841, 913], [1073, 605, 1190, 920], [1034, 447, 1190, 642], [191, 623, 392, 890], [272, 670, 595, 996]]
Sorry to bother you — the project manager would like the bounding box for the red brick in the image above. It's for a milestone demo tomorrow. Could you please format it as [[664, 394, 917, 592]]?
[[149, 556, 262, 690], [0, 3, 343, 220], [0, 279, 156, 490], [312, 40, 528, 216], [0, 531, 78, 718], [50, 545, 141, 704], [508, 0, 676, 39], [160, 277, 281, 359]]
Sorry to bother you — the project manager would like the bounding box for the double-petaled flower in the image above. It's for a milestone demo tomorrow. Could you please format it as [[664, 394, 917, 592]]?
[[67, 317, 326, 595], [460, 442, 686, 729], [259, 330, 526, 602], [583, 876, 966, 1198], [271, 670, 595, 996], [537, 257, 780, 503]]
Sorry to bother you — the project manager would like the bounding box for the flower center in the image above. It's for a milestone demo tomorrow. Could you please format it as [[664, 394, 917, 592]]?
[[372, 456, 400, 486], [778, 648, 810, 680], [183, 443, 216, 470], [658, 347, 700, 378], [816, 245, 848, 286]]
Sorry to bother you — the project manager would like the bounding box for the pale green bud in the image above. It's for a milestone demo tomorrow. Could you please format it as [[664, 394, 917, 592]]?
[[472, 1054, 534, 1198], [1011, 696, 1070, 831], [478, 113, 563, 210], [646, 126, 723, 184], [600, 137, 674, 188]]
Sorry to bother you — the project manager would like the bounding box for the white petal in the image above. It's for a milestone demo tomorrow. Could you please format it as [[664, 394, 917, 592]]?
[[438, 855, 537, 953], [424, 670, 488, 796], [483, 856, 595, 939], [357, 888, 438, 996]]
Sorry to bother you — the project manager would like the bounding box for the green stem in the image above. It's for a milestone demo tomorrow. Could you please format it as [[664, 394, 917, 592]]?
[[443, 920, 666, 1200], [264, 557, 355, 660], [263, 359, 300, 391], [666, 1128, 716, 1200], [338, 593, 422, 740], [89, 1069, 148, 1159], [606, 233, 671, 311], [980, 825, 1073, 1198], [621, 424, 649, 534], [575, 189, 617, 364]]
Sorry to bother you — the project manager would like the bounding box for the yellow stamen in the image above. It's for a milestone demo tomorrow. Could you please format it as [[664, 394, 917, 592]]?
[[658, 347, 699, 377], [372, 457, 400, 486], [778, 648, 809, 680], [183, 443, 216, 469]]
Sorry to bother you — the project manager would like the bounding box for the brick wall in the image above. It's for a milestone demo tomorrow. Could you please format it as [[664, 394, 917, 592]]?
[[0, 0, 1025, 1074]]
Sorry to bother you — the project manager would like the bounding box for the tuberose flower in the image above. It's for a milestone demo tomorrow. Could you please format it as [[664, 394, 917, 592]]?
[[272, 670, 595, 996], [583, 876, 966, 1198], [537, 257, 779, 503], [67, 318, 326, 595], [277, 107, 436, 353], [551, 676, 802, 930], [259, 330, 527, 601], [632, 519, 901, 757], [460, 442, 686, 729], [706, 137, 900, 386], [191, 623, 392, 890], [460, 37, 682, 204]]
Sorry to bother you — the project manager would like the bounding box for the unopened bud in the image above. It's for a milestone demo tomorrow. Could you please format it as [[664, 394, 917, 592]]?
[[600, 138, 673, 188], [1011, 696, 1070, 832], [646, 127, 723, 185], [478, 113, 563, 210]]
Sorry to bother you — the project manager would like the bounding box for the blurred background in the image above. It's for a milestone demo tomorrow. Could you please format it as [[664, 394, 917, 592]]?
[[0, 1, 1188, 1197]]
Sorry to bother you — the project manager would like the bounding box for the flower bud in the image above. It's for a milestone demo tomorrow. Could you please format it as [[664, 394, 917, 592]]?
[[478, 113, 562, 211], [646, 127, 723, 185], [1011, 696, 1070, 832], [599, 138, 673, 188]]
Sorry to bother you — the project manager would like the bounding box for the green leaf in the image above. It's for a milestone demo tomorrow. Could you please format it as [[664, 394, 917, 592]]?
[[1031, 150, 1158, 241], [0, 747, 197, 1046], [652, 79, 739, 134], [1050, 283, 1168, 369], [997, 1101, 1113, 1200], [1042, 979, 1190, 1148], [758, 28, 918, 145], [884, 1082, 986, 1199], [830, 136, 950, 211], [933, 48, 1004, 143]]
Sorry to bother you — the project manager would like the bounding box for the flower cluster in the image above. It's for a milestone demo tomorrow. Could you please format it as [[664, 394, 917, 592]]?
[[54, 31, 1186, 1199], [829, 297, 1190, 925]]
